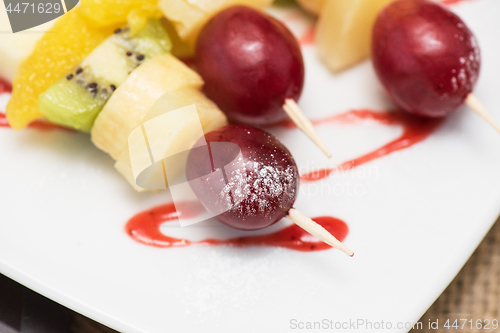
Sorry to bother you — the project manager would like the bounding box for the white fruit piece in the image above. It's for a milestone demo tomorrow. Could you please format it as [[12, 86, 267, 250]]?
[[115, 88, 228, 191], [316, 0, 396, 73], [91, 53, 203, 161], [158, 0, 273, 47], [0, 20, 55, 82], [296, 0, 325, 15]]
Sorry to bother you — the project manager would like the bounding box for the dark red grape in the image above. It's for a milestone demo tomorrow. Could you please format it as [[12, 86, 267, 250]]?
[[186, 125, 299, 230], [196, 6, 305, 125], [372, 0, 480, 117]]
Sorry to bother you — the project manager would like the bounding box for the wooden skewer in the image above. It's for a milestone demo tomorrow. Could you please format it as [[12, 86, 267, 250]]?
[[286, 208, 354, 257], [466, 94, 500, 133], [283, 99, 332, 158]]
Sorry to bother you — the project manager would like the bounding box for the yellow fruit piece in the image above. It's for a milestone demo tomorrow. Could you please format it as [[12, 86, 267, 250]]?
[[115, 88, 228, 191], [91, 53, 204, 161], [79, 0, 158, 27], [6, 10, 115, 130], [158, 0, 273, 47], [316, 0, 396, 73], [296, 0, 325, 15]]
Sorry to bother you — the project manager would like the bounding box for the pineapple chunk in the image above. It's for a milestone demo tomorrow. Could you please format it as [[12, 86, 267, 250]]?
[[91, 53, 203, 161], [296, 0, 325, 15], [158, 0, 273, 47], [115, 88, 228, 191], [316, 0, 396, 73]]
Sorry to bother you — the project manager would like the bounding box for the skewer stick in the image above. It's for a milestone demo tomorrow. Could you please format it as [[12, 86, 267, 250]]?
[[283, 99, 332, 158], [466, 94, 500, 134], [286, 208, 354, 257]]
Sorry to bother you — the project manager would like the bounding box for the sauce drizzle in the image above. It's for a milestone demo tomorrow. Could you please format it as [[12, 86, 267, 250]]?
[[272, 109, 443, 182], [441, 0, 471, 5], [125, 202, 349, 252]]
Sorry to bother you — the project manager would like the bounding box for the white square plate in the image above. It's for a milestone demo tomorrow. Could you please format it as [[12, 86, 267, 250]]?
[[1, 1, 499, 332]]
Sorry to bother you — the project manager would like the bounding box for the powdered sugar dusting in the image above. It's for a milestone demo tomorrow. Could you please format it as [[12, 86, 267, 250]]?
[[220, 157, 297, 218], [448, 27, 480, 96]]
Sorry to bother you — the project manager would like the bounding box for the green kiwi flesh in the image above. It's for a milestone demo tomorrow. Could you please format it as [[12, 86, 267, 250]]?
[[38, 19, 172, 132]]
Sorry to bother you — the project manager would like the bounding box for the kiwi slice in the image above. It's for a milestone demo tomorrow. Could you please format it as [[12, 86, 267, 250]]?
[[38, 19, 172, 132]]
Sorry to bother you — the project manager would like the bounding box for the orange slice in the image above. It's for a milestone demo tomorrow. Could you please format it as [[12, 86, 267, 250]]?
[[6, 10, 116, 129]]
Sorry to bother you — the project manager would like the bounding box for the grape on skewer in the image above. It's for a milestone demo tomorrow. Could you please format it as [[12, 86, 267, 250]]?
[[195, 6, 332, 158], [371, 0, 500, 132], [186, 125, 353, 256]]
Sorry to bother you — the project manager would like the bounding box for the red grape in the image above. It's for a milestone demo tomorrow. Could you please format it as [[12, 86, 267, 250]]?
[[372, 0, 480, 117], [196, 6, 305, 125], [186, 125, 298, 230]]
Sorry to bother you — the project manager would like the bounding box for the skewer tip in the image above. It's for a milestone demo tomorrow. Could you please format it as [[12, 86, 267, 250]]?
[[465, 94, 500, 134], [287, 208, 354, 257]]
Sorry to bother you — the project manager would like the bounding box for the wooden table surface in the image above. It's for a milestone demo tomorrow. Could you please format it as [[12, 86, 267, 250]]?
[[410, 218, 500, 333]]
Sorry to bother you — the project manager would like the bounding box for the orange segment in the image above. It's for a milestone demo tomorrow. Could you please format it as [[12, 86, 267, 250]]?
[[6, 10, 116, 129]]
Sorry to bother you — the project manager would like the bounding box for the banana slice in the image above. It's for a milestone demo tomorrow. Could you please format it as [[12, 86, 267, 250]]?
[[91, 53, 204, 161], [158, 0, 273, 47], [115, 87, 228, 191]]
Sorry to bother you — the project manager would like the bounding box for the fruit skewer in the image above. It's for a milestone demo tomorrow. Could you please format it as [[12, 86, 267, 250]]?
[[184, 125, 353, 256], [287, 208, 354, 256], [372, 0, 500, 133], [195, 6, 332, 158]]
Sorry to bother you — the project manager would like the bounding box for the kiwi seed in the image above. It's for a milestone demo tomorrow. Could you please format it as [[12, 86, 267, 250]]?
[[126, 51, 132, 57], [76, 68, 83, 75], [66, 74, 74, 80], [110, 85, 116, 91], [136, 54, 145, 61], [114, 28, 122, 34]]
